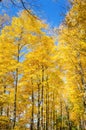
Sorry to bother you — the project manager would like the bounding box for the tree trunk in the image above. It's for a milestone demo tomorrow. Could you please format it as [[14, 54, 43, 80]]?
[[13, 43, 20, 129], [46, 86, 48, 130], [37, 83, 41, 130], [13, 68, 18, 129], [45, 76, 50, 130], [60, 100, 63, 130], [41, 65, 44, 130], [56, 112, 58, 130], [30, 79, 34, 130]]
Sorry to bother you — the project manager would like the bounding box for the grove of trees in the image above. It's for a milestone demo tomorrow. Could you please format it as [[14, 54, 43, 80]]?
[[0, 0, 86, 130]]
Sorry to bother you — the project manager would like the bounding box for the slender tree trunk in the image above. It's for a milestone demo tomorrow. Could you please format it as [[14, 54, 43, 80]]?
[[13, 44, 20, 129], [13, 68, 18, 129], [44, 114, 46, 130], [45, 76, 49, 130], [30, 79, 34, 130], [51, 93, 54, 130], [56, 112, 58, 130], [60, 100, 63, 130], [0, 107, 3, 116], [47, 83, 50, 130], [45, 76, 50, 130], [53, 93, 55, 130], [51, 109, 53, 130], [41, 65, 44, 130], [7, 105, 9, 117], [4, 84, 6, 93], [46, 86, 48, 130], [37, 83, 41, 130]]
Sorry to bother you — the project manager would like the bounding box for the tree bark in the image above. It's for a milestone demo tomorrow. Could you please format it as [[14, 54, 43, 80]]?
[[13, 43, 20, 129], [41, 65, 44, 130], [30, 79, 34, 130], [37, 83, 41, 130]]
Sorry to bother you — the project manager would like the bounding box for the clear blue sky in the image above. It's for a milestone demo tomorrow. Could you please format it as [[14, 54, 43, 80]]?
[[0, 0, 70, 27]]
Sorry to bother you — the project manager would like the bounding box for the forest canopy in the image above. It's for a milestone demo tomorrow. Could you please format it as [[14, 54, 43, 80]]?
[[0, 0, 86, 130]]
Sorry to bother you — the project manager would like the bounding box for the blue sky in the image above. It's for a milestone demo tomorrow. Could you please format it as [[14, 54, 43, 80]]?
[[0, 0, 70, 27], [32, 0, 70, 27]]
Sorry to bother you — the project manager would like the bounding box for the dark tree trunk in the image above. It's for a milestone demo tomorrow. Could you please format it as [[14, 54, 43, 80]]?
[[30, 79, 34, 130], [37, 83, 41, 130], [13, 68, 18, 129], [41, 65, 44, 129], [13, 43, 20, 129], [60, 100, 63, 130]]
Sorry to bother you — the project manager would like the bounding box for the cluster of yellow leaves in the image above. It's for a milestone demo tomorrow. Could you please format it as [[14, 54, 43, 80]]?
[[57, 0, 86, 126]]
